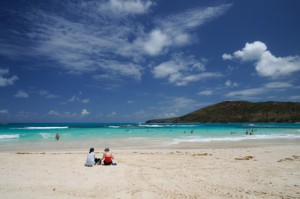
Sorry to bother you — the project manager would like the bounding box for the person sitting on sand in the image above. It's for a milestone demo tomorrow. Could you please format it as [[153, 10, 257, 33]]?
[[102, 147, 114, 165], [85, 148, 101, 167]]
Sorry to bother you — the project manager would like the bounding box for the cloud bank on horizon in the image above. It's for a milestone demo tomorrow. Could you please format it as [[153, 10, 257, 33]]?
[[0, 0, 299, 122]]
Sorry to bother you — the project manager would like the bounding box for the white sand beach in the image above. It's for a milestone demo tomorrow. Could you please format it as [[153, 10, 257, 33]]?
[[0, 140, 299, 199]]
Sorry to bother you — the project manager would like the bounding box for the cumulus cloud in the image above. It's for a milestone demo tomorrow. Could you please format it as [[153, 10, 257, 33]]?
[[81, 109, 90, 116], [152, 54, 221, 86], [223, 41, 300, 78], [15, 90, 29, 98], [140, 29, 170, 55], [0, 68, 18, 87]]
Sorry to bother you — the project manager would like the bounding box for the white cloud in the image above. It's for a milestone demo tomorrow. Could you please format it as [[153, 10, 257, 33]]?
[[222, 53, 232, 60], [0, 109, 8, 114], [136, 4, 232, 56], [159, 4, 232, 31], [100, 0, 154, 16], [82, 99, 90, 104], [232, 41, 267, 61], [223, 41, 300, 78], [39, 90, 58, 99], [264, 82, 292, 89], [290, 95, 300, 100], [141, 29, 170, 55], [226, 81, 294, 98], [171, 97, 197, 109], [69, 92, 90, 104], [158, 112, 178, 119], [226, 88, 265, 98], [15, 90, 29, 98], [15, 2, 144, 80], [107, 111, 117, 117], [127, 100, 134, 104], [48, 110, 60, 116], [198, 90, 213, 96], [63, 111, 78, 118], [81, 109, 90, 116], [0, 68, 18, 87], [153, 96, 210, 119], [152, 54, 221, 86], [0, 2, 231, 83], [256, 52, 300, 78], [225, 80, 238, 87]]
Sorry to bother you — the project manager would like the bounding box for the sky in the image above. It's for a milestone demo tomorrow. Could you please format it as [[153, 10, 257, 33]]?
[[0, 0, 300, 123]]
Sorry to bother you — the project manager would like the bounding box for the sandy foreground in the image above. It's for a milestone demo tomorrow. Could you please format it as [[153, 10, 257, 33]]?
[[0, 142, 299, 199]]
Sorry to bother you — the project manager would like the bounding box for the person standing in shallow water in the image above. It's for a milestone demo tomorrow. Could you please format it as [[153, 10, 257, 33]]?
[[55, 133, 60, 141]]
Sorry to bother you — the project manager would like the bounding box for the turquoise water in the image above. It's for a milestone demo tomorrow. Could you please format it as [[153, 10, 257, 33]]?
[[1, 123, 300, 143]]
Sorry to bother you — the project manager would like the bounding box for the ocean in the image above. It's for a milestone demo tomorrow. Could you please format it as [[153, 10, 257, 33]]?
[[1, 123, 300, 144]]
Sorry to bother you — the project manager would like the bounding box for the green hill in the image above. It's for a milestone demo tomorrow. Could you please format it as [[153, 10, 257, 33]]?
[[146, 101, 300, 123]]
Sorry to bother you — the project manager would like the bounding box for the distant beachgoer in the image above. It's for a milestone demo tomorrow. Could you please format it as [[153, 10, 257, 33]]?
[[55, 133, 60, 141], [85, 148, 101, 167], [102, 147, 114, 165]]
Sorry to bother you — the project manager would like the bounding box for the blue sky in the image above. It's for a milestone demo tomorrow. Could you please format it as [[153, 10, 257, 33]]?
[[0, 0, 300, 123]]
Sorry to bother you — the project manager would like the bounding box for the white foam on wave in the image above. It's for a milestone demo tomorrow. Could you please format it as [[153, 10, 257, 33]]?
[[0, 134, 20, 139], [138, 124, 199, 128], [12, 126, 68, 130], [138, 124, 165, 128], [39, 133, 53, 138], [172, 134, 300, 144], [108, 126, 120, 128]]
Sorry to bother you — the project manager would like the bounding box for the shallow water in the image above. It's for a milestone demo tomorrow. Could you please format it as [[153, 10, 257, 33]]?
[[1, 123, 300, 143]]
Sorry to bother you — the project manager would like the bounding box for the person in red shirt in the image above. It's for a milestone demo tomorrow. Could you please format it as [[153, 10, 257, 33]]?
[[102, 147, 114, 165]]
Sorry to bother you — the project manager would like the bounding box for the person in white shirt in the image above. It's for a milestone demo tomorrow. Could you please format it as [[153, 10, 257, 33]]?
[[85, 148, 101, 167]]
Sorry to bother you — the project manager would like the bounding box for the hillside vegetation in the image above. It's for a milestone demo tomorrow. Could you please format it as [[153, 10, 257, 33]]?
[[146, 101, 300, 123]]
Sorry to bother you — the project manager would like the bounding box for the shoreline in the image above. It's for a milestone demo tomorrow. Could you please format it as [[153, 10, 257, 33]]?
[[0, 137, 299, 153]]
